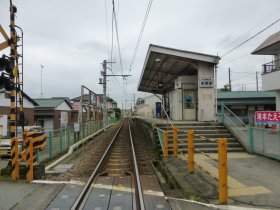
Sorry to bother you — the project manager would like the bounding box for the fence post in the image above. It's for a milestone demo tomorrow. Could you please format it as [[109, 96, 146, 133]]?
[[67, 127, 70, 148], [249, 126, 254, 153], [218, 138, 228, 204], [173, 126, 178, 157], [221, 101, 225, 123], [163, 130, 168, 158], [49, 131, 53, 159], [188, 130, 194, 174], [59, 129, 63, 153]]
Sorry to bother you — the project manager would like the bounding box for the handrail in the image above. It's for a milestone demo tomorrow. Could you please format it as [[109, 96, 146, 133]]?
[[154, 127, 164, 151], [222, 103, 248, 127], [161, 103, 173, 127]]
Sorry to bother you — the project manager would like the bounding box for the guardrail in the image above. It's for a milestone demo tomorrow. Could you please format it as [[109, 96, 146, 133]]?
[[219, 102, 280, 161], [37, 118, 118, 163]]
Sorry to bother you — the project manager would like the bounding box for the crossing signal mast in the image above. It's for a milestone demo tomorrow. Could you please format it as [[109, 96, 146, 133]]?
[[0, 0, 24, 180], [1, 1, 46, 182]]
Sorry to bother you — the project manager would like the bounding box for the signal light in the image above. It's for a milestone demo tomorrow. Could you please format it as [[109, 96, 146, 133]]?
[[0, 55, 14, 74], [0, 74, 14, 91]]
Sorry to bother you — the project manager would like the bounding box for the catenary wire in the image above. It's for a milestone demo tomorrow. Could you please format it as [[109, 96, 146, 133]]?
[[129, 0, 154, 71], [220, 17, 280, 58]]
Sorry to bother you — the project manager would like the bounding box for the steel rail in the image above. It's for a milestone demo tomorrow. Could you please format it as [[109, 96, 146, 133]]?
[[129, 121, 145, 210], [70, 119, 126, 210]]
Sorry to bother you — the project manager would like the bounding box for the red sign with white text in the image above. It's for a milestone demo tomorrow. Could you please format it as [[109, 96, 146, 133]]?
[[255, 111, 280, 124]]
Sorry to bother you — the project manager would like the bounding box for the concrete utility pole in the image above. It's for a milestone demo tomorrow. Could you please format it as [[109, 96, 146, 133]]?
[[256, 71, 259, 91], [228, 68, 231, 91], [102, 60, 107, 131], [40, 64, 44, 98], [100, 60, 131, 130]]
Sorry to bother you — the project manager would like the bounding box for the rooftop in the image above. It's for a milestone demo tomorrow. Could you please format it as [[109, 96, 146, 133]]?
[[34, 98, 72, 109], [252, 31, 280, 55]]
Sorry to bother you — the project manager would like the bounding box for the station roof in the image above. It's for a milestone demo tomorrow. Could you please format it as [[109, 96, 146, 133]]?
[[217, 91, 276, 105], [137, 44, 220, 94], [252, 31, 280, 55]]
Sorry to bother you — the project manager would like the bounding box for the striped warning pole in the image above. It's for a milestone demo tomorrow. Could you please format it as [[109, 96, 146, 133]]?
[[26, 136, 34, 181], [11, 137, 19, 180], [9, 1, 19, 181]]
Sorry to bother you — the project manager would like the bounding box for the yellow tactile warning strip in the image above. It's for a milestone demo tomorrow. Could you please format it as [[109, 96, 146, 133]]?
[[179, 152, 271, 197]]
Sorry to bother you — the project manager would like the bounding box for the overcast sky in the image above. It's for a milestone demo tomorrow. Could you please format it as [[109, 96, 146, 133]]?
[[0, 0, 280, 108]]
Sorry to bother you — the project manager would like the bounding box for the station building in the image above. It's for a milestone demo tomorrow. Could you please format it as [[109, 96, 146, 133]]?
[[138, 44, 219, 121]]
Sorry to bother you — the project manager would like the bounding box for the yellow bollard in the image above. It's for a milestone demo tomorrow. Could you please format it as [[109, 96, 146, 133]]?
[[218, 138, 228, 204], [163, 130, 168, 158], [11, 137, 19, 180], [173, 126, 178, 157], [188, 130, 194, 173]]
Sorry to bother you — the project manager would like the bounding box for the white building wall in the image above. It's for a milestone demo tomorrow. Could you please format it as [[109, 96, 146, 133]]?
[[262, 70, 280, 91], [0, 92, 34, 108], [136, 95, 161, 117], [197, 63, 215, 121], [170, 89, 182, 120], [56, 101, 71, 111]]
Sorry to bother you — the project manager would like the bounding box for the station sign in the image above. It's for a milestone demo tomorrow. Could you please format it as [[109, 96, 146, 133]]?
[[200, 77, 213, 88], [255, 111, 280, 124]]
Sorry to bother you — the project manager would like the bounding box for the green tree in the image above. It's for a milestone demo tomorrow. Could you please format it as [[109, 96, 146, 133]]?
[[220, 84, 231, 92]]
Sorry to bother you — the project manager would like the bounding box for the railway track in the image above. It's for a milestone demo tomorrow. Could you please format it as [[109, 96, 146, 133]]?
[[72, 118, 170, 210], [47, 118, 171, 210]]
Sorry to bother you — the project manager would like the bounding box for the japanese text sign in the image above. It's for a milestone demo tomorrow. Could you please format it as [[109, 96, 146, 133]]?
[[255, 111, 280, 124]]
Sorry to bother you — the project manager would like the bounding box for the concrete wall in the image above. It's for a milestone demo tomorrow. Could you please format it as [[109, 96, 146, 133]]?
[[262, 70, 280, 91], [0, 106, 35, 126], [197, 63, 215, 121]]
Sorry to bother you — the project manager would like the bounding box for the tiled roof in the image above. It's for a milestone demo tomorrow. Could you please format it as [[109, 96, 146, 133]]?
[[34, 98, 72, 108]]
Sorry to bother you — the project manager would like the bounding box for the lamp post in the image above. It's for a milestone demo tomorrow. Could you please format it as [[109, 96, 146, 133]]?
[[40, 64, 44, 98]]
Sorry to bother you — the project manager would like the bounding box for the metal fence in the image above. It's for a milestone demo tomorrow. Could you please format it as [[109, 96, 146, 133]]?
[[37, 119, 117, 163], [220, 102, 280, 161]]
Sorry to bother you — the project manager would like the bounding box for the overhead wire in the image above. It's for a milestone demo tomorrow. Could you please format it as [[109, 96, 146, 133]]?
[[220, 17, 280, 58], [129, 0, 154, 71], [112, 0, 124, 75], [218, 8, 280, 55], [104, 0, 110, 60]]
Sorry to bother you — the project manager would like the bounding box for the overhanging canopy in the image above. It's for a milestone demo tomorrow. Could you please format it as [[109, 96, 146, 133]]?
[[137, 44, 219, 94], [252, 31, 280, 55]]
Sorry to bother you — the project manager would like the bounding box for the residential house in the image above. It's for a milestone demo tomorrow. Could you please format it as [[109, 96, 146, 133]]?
[[34, 97, 72, 132], [252, 31, 280, 111], [0, 89, 38, 137]]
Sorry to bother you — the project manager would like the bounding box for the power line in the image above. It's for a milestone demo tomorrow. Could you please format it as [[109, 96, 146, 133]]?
[[104, 0, 110, 59], [129, 0, 154, 71], [220, 17, 280, 58], [112, 0, 124, 75], [218, 8, 280, 55]]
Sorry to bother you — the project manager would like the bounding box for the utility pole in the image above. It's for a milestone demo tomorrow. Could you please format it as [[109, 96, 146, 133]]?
[[228, 68, 231, 91], [99, 60, 131, 129], [133, 93, 135, 113], [102, 60, 107, 131], [40, 64, 44, 98], [256, 71, 259, 91]]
